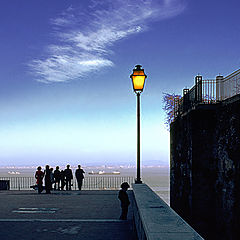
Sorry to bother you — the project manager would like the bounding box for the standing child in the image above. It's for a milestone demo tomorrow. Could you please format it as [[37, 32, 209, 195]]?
[[118, 182, 130, 220]]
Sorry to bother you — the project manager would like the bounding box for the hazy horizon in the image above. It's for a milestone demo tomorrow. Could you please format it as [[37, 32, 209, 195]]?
[[0, 162, 169, 168]]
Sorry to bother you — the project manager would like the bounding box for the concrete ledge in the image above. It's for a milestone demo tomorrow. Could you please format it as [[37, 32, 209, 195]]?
[[132, 184, 204, 240]]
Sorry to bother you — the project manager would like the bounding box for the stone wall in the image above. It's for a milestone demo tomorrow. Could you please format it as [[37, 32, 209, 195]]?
[[170, 95, 240, 240], [132, 184, 203, 240]]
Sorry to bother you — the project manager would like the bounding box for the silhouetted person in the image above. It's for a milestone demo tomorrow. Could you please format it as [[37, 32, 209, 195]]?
[[75, 165, 85, 190], [64, 165, 73, 190], [35, 166, 44, 194], [50, 167, 54, 190], [60, 170, 65, 190], [44, 165, 51, 194], [118, 182, 130, 220], [53, 166, 61, 190]]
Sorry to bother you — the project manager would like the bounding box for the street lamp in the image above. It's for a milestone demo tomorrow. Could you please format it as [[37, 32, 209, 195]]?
[[130, 65, 147, 184]]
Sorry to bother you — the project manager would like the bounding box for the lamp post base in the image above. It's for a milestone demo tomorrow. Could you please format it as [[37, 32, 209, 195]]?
[[135, 179, 142, 184]]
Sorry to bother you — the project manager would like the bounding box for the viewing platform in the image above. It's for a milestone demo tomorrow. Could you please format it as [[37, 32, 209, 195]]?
[[0, 184, 203, 240]]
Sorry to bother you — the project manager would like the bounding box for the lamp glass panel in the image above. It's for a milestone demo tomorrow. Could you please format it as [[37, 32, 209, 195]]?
[[132, 75, 145, 91]]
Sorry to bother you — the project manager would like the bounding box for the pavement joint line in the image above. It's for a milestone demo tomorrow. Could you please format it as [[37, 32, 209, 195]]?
[[12, 211, 56, 214], [18, 208, 59, 210], [11, 207, 59, 213], [0, 219, 129, 222]]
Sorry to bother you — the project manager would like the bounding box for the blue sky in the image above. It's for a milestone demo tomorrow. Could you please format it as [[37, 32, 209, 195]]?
[[1, 0, 240, 167]]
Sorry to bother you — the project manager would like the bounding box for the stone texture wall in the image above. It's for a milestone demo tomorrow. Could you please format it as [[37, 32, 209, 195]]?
[[170, 95, 240, 240]]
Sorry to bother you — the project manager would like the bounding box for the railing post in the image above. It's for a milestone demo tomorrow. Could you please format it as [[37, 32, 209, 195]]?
[[195, 75, 203, 103], [183, 89, 189, 112], [216, 75, 224, 101]]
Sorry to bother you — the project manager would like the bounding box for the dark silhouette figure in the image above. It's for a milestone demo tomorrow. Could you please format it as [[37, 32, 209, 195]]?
[[44, 165, 51, 194], [64, 165, 73, 190], [53, 166, 61, 190], [35, 166, 44, 194], [118, 182, 130, 220], [75, 165, 85, 190], [60, 170, 65, 190], [50, 167, 54, 190]]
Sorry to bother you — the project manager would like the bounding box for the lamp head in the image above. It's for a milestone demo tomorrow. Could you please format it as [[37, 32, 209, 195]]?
[[130, 65, 147, 93]]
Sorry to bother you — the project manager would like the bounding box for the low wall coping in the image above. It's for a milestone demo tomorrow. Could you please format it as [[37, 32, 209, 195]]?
[[132, 183, 204, 240]]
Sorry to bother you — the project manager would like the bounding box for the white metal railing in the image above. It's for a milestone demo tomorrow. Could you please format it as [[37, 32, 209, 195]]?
[[0, 176, 135, 190], [219, 69, 240, 100]]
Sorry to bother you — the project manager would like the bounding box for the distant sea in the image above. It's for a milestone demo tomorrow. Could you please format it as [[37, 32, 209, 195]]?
[[0, 165, 170, 205]]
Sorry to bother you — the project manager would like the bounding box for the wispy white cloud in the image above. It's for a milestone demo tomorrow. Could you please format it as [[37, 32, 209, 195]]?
[[29, 0, 186, 83]]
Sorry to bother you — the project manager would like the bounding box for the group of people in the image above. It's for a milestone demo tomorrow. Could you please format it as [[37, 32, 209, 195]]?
[[35, 164, 131, 220], [35, 164, 85, 194]]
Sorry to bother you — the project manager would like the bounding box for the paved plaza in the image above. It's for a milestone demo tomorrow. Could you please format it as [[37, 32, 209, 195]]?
[[0, 190, 137, 240]]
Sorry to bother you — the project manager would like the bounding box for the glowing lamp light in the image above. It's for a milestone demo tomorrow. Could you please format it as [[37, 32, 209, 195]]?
[[130, 65, 147, 93]]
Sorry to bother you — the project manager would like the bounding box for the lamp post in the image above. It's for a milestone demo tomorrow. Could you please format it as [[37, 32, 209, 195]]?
[[130, 65, 147, 184]]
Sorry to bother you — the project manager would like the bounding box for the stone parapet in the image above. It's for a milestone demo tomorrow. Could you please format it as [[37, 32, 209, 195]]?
[[132, 183, 203, 240]]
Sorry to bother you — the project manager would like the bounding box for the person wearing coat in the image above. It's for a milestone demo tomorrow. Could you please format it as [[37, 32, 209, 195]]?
[[35, 166, 44, 194], [75, 165, 85, 190], [64, 165, 73, 190], [44, 165, 52, 194]]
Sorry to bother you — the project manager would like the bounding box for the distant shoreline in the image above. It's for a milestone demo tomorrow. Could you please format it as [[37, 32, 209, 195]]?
[[0, 165, 169, 169]]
